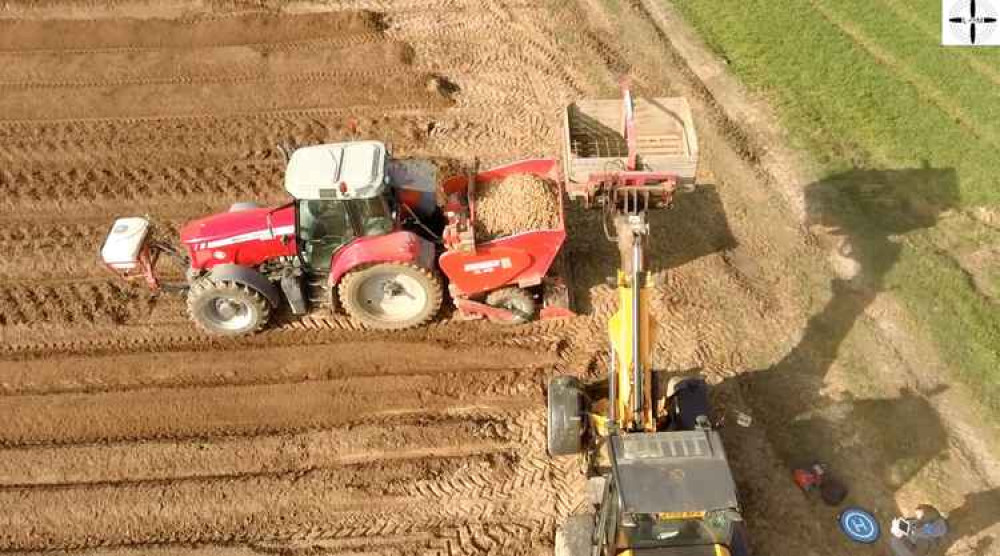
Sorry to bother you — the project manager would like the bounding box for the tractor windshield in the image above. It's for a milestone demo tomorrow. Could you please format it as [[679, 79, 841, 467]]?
[[622, 510, 738, 549], [352, 197, 394, 236], [297, 200, 355, 271]]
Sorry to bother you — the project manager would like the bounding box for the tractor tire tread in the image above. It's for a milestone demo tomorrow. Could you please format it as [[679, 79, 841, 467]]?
[[338, 262, 443, 330], [186, 277, 271, 336]]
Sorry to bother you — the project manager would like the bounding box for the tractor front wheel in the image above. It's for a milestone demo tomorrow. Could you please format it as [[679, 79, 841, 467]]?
[[187, 277, 271, 336], [339, 263, 443, 330]]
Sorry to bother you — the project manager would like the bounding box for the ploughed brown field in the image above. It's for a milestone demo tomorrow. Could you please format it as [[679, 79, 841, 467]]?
[[1, 1, 994, 556]]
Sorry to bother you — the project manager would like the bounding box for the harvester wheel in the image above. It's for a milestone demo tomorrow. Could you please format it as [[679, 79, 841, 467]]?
[[339, 263, 443, 330], [485, 287, 536, 324], [187, 277, 270, 336], [547, 375, 585, 456]]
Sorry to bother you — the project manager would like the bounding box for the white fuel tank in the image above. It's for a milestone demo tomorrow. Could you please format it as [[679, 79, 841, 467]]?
[[101, 217, 151, 269]]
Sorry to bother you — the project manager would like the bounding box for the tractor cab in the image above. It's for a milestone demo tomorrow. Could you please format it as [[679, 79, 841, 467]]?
[[594, 431, 749, 556], [284, 141, 396, 271], [557, 429, 750, 556]]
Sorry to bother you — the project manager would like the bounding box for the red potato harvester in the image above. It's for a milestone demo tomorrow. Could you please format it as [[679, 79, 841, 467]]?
[[100, 141, 573, 336], [438, 158, 571, 324]]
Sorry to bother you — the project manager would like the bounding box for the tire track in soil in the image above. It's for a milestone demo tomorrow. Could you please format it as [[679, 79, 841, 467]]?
[[0, 452, 553, 551], [0, 314, 573, 362], [0, 161, 285, 213], [0, 67, 430, 93], [384, 7, 574, 162], [0, 341, 557, 396], [0, 281, 150, 327], [0, 409, 536, 487], [30, 522, 556, 556], [0, 281, 576, 348], [0, 72, 451, 121], [0, 111, 433, 167], [475, 3, 589, 99], [0, 369, 544, 446], [0, 42, 416, 86], [0, 11, 381, 53]]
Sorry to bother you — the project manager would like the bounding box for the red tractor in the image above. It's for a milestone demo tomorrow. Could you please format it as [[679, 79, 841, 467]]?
[[101, 140, 571, 335]]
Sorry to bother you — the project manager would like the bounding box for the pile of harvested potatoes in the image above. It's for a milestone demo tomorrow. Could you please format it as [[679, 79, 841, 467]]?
[[473, 173, 558, 241]]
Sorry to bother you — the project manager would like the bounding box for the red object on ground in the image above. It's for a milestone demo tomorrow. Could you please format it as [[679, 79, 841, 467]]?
[[794, 466, 823, 491]]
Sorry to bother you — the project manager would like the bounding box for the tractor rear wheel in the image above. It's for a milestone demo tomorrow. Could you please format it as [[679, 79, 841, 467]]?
[[187, 277, 270, 336], [339, 263, 443, 330], [485, 287, 536, 324]]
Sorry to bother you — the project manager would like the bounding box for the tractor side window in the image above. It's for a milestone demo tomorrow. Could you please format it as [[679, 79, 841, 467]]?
[[353, 197, 394, 237], [298, 200, 354, 271]]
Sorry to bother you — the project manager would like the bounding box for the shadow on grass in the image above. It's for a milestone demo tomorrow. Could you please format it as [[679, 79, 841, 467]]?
[[742, 165, 958, 459], [939, 487, 1000, 556], [722, 166, 961, 552]]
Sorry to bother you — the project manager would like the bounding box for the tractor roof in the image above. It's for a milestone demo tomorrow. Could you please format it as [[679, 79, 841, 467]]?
[[613, 430, 740, 515], [284, 141, 387, 200]]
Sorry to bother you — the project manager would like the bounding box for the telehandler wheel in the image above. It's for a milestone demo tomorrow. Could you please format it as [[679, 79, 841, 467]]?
[[187, 277, 271, 336], [339, 262, 443, 330], [555, 514, 595, 556], [485, 287, 536, 324], [547, 375, 585, 456]]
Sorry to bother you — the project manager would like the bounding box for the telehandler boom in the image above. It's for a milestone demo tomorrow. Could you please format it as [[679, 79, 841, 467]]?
[[548, 81, 750, 556]]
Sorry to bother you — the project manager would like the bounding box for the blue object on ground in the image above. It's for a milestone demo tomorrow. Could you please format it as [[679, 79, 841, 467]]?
[[839, 507, 881, 544]]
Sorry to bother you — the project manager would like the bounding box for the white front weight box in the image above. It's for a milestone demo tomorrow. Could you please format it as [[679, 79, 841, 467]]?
[[101, 217, 151, 270]]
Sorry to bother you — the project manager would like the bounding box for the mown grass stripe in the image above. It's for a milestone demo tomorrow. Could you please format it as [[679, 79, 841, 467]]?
[[673, 0, 1000, 416], [819, 0, 1000, 143], [876, 0, 1000, 86]]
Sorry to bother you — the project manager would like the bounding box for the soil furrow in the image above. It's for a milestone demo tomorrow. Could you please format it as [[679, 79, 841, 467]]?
[[0, 67, 425, 91], [0, 161, 285, 211], [0, 73, 451, 121], [0, 456, 554, 551], [0, 33, 390, 57], [0, 370, 543, 446], [0, 11, 381, 52], [0, 448, 522, 497], [0, 281, 150, 327], [0, 110, 431, 166], [0, 410, 536, 487], [0, 42, 415, 86], [0, 300, 571, 360], [0, 521, 555, 556], [0, 341, 555, 396]]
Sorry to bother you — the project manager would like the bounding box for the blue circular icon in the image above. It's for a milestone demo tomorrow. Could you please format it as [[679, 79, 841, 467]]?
[[839, 507, 881, 544]]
